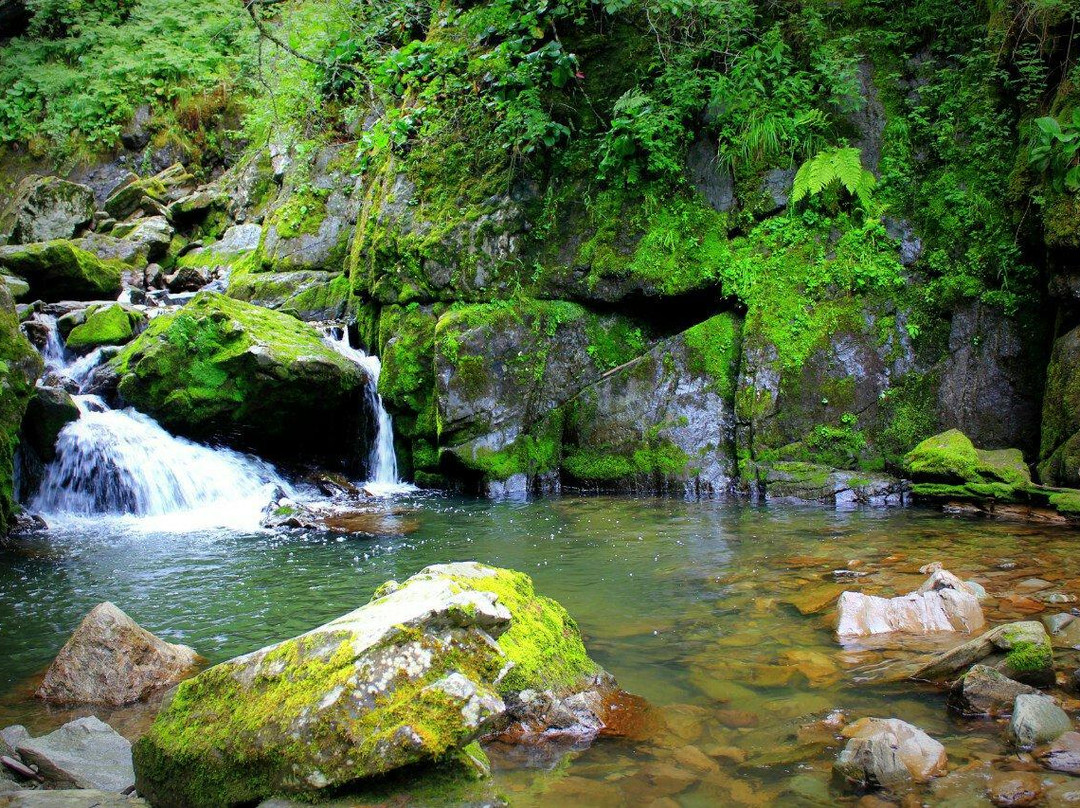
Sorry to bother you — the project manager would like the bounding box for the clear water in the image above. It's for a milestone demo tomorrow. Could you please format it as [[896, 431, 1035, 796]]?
[[4, 497, 1080, 804]]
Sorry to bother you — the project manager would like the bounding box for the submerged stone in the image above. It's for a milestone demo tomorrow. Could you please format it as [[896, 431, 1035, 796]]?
[[947, 665, 1040, 717], [1009, 694, 1072, 749], [36, 601, 202, 706], [833, 717, 947, 790], [132, 562, 610, 808]]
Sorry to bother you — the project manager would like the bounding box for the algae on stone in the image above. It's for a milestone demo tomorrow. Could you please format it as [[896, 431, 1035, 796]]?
[[111, 292, 368, 459]]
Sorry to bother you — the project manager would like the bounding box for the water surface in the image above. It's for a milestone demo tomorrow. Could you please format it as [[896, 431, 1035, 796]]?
[[3, 497, 1080, 805]]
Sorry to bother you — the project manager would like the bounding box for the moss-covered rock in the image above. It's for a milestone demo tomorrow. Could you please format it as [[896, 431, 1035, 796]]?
[[903, 429, 1032, 502], [0, 284, 43, 534], [227, 271, 350, 322], [21, 385, 79, 463], [0, 175, 95, 246], [1039, 324, 1080, 487], [65, 304, 146, 351], [111, 292, 369, 460], [132, 562, 606, 808], [562, 313, 741, 496], [0, 240, 124, 302]]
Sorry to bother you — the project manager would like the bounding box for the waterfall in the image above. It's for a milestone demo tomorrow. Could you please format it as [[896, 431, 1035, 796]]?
[[24, 315, 289, 532], [324, 329, 414, 496]]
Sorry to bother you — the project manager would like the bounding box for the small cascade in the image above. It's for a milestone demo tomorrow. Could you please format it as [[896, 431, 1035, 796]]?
[[24, 314, 289, 531], [324, 329, 414, 496]]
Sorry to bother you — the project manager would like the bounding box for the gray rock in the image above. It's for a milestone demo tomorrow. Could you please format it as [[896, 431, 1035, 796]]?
[[216, 223, 263, 254], [0, 177, 95, 246], [16, 717, 134, 792], [121, 105, 152, 151], [833, 717, 947, 789], [685, 133, 735, 212], [121, 217, 173, 262], [36, 602, 202, 706], [561, 313, 740, 498], [0, 790, 148, 807], [762, 167, 797, 210], [0, 725, 29, 758], [937, 302, 1044, 455], [1036, 730, 1080, 775], [947, 664, 1040, 716], [1009, 694, 1072, 749]]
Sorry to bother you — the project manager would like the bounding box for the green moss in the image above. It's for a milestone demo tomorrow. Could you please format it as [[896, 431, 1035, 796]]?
[[65, 304, 145, 350], [903, 429, 1031, 490], [0, 286, 42, 534], [1004, 640, 1053, 674], [110, 292, 364, 453], [584, 316, 646, 371], [0, 240, 124, 301], [454, 412, 564, 482], [269, 188, 329, 240], [563, 438, 690, 483], [439, 565, 601, 696], [682, 313, 742, 398], [1049, 490, 1080, 515]]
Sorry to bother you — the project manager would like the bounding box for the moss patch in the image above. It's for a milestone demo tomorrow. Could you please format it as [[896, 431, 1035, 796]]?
[[65, 304, 145, 350]]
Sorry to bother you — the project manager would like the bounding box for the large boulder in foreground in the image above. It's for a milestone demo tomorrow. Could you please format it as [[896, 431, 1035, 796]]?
[[0, 284, 43, 535], [836, 569, 984, 638], [133, 563, 611, 808], [36, 602, 202, 706], [111, 292, 369, 459], [833, 717, 947, 790], [913, 620, 1054, 687], [0, 240, 123, 302]]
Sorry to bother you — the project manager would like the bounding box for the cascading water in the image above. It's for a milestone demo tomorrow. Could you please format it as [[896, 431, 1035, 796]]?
[[25, 315, 289, 532], [324, 330, 414, 496]]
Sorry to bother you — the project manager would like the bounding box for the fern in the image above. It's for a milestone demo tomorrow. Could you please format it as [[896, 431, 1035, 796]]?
[[791, 146, 876, 210]]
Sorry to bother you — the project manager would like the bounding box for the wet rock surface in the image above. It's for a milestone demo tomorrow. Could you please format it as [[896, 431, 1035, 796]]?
[[836, 568, 984, 637], [1008, 693, 1072, 749], [833, 717, 947, 789], [15, 717, 134, 792], [36, 602, 202, 707]]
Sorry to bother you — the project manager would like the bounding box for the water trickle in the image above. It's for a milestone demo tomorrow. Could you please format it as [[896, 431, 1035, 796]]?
[[25, 314, 289, 531], [324, 329, 415, 496]]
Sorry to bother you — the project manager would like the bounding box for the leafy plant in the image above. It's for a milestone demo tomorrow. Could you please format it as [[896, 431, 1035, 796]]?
[[791, 147, 877, 210], [1030, 111, 1080, 192]]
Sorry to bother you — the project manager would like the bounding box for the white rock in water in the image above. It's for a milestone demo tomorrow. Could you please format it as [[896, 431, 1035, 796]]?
[[834, 717, 948, 789], [836, 569, 985, 638]]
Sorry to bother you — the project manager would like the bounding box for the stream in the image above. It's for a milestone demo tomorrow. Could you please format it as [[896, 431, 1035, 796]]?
[[3, 497, 1080, 805]]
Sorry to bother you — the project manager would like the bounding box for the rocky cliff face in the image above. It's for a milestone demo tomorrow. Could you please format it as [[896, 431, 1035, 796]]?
[[2, 0, 1076, 504]]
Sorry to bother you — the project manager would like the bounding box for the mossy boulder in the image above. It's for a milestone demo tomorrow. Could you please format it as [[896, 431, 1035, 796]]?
[[132, 562, 606, 808], [903, 429, 1031, 500], [0, 240, 124, 302], [914, 621, 1054, 688], [65, 304, 146, 351], [0, 284, 43, 534], [0, 175, 95, 246], [111, 292, 369, 460], [1039, 324, 1080, 487], [227, 271, 351, 322]]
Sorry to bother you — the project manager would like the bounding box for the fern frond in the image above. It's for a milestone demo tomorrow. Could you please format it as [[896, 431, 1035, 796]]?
[[790, 146, 876, 211]]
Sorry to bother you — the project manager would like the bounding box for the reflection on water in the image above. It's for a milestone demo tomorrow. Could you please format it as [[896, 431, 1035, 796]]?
[[3, 497, 1080, 804]]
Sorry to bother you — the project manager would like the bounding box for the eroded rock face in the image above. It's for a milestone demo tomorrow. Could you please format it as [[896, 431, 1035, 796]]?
[[836, 569, 984, 638], [914, 621, 1054, 687], [833, 717, 947, 790], [36, 602, 202, 706], [132, 563, 612, 808], [110, 292, 370, 460], [15, 717, 134, 792], [0, 176, 95, 246]]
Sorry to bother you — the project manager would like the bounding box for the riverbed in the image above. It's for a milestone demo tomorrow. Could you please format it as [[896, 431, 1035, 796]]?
[[3, 497, 1080, 805]]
